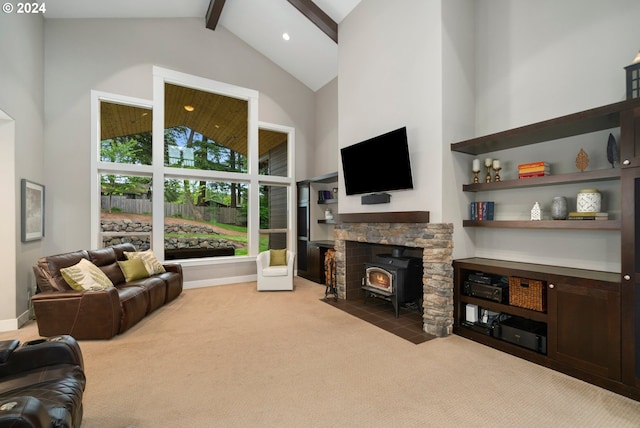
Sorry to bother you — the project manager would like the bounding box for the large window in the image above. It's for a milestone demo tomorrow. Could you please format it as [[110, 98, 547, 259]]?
[[92, 67, 295, 261]]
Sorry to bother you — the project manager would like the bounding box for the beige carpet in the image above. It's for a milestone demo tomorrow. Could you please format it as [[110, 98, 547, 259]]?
[[2, 277, 640, 427]]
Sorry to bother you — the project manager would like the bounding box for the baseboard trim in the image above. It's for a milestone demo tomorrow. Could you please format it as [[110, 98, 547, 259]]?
[[184, 274, 257, 289], [0, 310, 32, 332]]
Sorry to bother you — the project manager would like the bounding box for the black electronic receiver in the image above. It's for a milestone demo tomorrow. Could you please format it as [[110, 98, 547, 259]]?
[[463, 281, 508, 303]]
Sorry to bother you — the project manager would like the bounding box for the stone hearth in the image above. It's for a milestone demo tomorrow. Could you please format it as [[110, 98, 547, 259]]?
[[334, 214, 453, 337]]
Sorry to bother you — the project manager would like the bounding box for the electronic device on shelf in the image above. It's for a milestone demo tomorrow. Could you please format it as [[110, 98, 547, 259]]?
[[463, 280, 508, 303], [494, 316, 547, 354]]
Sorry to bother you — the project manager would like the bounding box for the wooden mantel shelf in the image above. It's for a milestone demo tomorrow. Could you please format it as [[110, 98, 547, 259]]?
[[338, 211, 430, 223]]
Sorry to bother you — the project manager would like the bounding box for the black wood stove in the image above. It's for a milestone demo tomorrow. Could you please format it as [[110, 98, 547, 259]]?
[[362, 252, 423, 318]]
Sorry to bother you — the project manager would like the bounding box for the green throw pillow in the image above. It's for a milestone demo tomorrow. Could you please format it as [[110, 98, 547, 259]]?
[[60, 258, 114, 291], [118, 258, 151, 282], [124, 249, 166, 275], [269, 249, 287, 266]]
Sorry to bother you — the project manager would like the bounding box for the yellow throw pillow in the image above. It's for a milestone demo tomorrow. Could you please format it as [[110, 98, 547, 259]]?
[[269, 249, 287, 266], [124, 249, 166, 275], [118, 258, 151, 282], [60, 258, 114, 291]]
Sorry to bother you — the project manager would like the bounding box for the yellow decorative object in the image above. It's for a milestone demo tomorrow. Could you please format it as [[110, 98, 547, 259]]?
[[575, 148, 589, 172]]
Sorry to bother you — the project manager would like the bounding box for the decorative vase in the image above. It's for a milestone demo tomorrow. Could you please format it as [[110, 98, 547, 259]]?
[[551, 196, 568, 220], [576, 189, 601, 213]]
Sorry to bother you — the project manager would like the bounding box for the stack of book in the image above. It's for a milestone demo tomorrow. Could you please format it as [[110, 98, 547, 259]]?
[[518, 161, 550, 179], [470, 201, 495, 220], [317, 190, 334, 202], [567, 212, 609, 220]]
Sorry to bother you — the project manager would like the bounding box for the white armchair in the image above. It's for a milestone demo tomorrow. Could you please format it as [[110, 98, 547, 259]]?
[[256, 250, 295, 291]]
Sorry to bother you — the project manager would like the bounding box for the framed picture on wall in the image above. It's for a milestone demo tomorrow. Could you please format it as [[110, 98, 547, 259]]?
[[21, 179, 45, 242]]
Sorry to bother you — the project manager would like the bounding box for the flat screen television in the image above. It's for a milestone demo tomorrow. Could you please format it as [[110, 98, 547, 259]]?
[[340, 126, 414, 196]]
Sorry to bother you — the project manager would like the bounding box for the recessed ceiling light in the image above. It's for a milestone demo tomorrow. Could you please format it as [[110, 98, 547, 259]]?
[[184, 105, 195, 112], [282, 33, 290, 41]]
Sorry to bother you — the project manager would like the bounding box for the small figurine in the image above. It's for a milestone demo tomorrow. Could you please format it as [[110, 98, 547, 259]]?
[[576, 148, 589, 172], [531, 202, 542, 221]]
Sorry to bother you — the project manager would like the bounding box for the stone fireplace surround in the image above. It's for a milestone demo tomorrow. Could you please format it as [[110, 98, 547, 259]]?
[[333, 212, 453, 337]]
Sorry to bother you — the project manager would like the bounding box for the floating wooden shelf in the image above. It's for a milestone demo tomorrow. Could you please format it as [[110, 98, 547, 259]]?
[[451, 98, 640, 155], [463, 168, 620, 192], [463, 219, 620, 230]]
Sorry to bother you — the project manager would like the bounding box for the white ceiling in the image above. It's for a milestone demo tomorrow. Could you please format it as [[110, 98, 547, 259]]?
[[44, 0, 361, 91]]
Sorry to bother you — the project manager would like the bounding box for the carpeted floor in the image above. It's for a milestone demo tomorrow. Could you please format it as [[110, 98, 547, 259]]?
[[2, 277, 640, 427]]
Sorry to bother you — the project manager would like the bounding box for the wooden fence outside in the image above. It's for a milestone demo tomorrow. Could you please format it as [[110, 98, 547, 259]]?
[[101, 196, 243, 224]]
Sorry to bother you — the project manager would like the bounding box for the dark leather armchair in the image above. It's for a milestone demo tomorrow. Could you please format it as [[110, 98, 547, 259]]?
[[0, 335, 85, 428]]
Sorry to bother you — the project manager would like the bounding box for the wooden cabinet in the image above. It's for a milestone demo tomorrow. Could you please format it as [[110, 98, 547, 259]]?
[[296, 172, 337, 283], [451, 98, 640, 401], [454, 259, 627, 396], [621, 166, 640, 387], [546, 274, 620, 380], [620, 106, 640, 168]]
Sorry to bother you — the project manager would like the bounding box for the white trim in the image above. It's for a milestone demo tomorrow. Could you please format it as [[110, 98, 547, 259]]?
[[257, 121, 296, 254], [92, 68, 296, 277], [171, 255, 255, 267], [90, 90, 153, 249], [0, 109, 16, 326], [0, 317, 18, 332], [0, 310, 32, 333], [184, 275, 257, 289], [153, 66, 259, 100]]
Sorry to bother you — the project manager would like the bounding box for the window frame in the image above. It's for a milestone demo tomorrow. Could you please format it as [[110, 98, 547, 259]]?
[[91, 68, 296, 262]]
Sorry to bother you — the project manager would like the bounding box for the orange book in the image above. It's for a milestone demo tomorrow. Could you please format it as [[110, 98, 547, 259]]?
[[517, 161, 548, 169], [519, 166, 550, 173]]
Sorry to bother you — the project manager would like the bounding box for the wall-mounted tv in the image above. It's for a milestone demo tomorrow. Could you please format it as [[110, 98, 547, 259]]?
[[340, 126, 414, 196]]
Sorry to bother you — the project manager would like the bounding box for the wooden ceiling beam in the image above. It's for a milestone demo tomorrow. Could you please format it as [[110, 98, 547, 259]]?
[[286, 0, 338, 43], [206, 0, 226, 31]]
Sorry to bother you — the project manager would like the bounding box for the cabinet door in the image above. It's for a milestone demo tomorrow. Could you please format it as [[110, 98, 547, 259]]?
[[620, 106, 640, 168], [621, 168, 640, 387], [306, 244, 322, 283], [297, 238, 308, 273], [547, 275, 621, 380]]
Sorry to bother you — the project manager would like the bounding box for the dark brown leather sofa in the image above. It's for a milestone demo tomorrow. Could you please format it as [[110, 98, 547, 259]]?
[[0, 335, 85, 428], [31, 243, 183, 340]]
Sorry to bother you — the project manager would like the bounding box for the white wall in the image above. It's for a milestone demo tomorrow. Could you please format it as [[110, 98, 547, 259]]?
[[441, 0, 476, 260], [313, 77, 339, 178], [338, 0, 444, 220], [0, 12, 45, 328], [466, 0, 640, 271], [44, 18, 316, 283]]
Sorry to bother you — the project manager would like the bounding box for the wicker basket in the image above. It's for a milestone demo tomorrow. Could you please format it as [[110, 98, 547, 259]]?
[[508, 277, 546, 312]]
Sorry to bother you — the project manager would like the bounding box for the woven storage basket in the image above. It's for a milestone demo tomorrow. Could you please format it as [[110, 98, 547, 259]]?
[[508, 277, 546, 312]]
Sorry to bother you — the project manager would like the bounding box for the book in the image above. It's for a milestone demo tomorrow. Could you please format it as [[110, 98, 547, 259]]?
[[470, 201, 494, 220], [481, 201, 495, 220], [567, 212, 608, 220], [517, 161, 549, 169], [518, 166, 551, 173], [519, 171, 550, 178]]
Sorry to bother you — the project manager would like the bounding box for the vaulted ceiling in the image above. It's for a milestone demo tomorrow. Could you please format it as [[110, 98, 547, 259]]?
[[53, 0, 362, 155], [45, 0, 361, 91]]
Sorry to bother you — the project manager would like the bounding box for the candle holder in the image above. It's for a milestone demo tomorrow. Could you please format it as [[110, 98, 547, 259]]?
[[472, 167, 480, 183], [493, 165, 502, 182], [485, 162, 492, 183]]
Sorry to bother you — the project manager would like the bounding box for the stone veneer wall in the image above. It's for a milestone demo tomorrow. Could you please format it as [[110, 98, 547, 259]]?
[[334, 222, 454, 337]]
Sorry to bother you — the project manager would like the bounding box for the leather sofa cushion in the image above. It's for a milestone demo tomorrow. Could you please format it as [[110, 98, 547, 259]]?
[[116, 286, 149, 333], [0, 365, 85, 428], [119, 276, 167, 313], [88, 247, 126, 285], [39, 251, 90, 292]]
